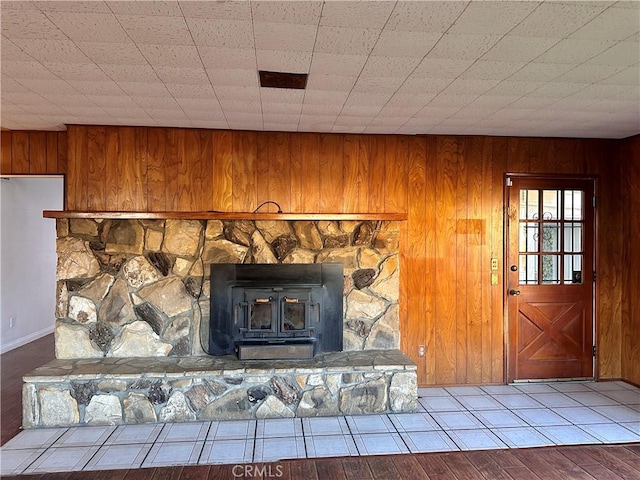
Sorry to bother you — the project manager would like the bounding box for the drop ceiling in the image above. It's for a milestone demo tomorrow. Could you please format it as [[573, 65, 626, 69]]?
[[1, 0, 639, 138]]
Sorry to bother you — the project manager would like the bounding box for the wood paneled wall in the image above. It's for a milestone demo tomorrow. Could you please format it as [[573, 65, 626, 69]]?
[[62, 125, 626, 386], [0, 131, 67, 175], [620, 136, 640, 386]]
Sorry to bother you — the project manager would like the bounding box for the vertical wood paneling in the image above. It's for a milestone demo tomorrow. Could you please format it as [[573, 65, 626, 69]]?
[[11, 132, 30, 174], [147, 128, 168, 212], [291, 133, 320, 213], [57, 132, 67, 177], [405, 137, 427, 380], [67, 126, 88, 210], [86, 126, 106, 211], [29, 132, 47, 174], [212, 130, 233, 212], [268, 133, 291, 212], [1, 131, 12, 174], [435, 136, 458, 384], [51, 126, 627, 387], [233, 131, 257, 212], [318, 134, 343, 213], [45, 132, 59, 174]]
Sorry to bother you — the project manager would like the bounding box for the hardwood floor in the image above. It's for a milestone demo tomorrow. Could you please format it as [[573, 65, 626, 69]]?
[[1, 446, 639, 479], [2, 335, 639, 479], [1, 334, 55, 446]]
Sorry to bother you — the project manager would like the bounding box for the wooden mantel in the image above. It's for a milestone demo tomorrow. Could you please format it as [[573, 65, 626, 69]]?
[[43, 211, 408, 221]]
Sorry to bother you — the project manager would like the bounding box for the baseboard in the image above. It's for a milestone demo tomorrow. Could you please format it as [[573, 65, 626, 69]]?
[[0, 326, 54, 355]]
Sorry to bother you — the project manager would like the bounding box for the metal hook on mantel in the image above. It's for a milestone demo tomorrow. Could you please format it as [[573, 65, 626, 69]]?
[[253, 201, 283, 213]]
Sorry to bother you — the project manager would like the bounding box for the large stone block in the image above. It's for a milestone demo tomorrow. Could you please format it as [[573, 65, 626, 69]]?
[[346, 289, 387, 320], [138, 278, 192, 317], [85, 394, 123, 425], [202, 239, 248, 264], [296, 386, 339, 417], [38, 388, 79, 427], [55, 321, 103, 359], [105, 220, 144, 255], [160, 391, 196, 422], [389, 372, 418, 412], [200, 388, 252, 420], [79, 273, 114, 302], [256, 395, 294, 419], [108, 321, 173, 357], [124, 393, 157, 423], [162, 220, 203, 257], [99, 277, 136, 326], [338, 377, 387, 415], [68, 295, 97, 324], [57, 237, 101, 279], [123, 256, 159, 289]]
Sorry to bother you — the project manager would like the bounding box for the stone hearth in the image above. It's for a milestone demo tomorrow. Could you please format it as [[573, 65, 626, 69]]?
[[23, 350, 417, 427]]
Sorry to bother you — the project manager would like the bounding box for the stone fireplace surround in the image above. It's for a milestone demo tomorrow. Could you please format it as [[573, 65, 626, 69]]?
[[23, 215, 417, 428]]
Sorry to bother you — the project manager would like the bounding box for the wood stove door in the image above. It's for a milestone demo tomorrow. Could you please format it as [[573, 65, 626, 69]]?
[[242, 289, 278, 335], [280, 290, 312, 335]]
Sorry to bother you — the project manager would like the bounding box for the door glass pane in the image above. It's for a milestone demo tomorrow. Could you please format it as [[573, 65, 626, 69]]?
[[542, 190, 561, 220], [541, 255, 560, 284], [564, 223, 582, 252], [520, 223, 539, 252], [519, 254, 538, 284], [564, 255, 583, 284], [250, 302, 273, 330], [283, 302, 305, 331], [541, 222, 560, 252], [564, 190, 583, 220], [520, 190, 539, 219]]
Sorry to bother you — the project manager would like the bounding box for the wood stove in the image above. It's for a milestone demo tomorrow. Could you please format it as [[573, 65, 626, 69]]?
[[208, 263, 343, 360]]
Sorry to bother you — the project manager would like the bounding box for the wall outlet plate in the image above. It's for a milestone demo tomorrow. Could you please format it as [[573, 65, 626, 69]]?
[[491, 258, 499, 270]]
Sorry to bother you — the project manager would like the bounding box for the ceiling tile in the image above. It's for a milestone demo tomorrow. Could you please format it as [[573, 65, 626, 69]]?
[[448, 1, 539, 34], [343, 92, 391, 107], [107, 1, 182, 16], [0, 76, 32, 93], [442, 79, 500, 95], [306, 74, 357, 92], [138, 44, 202, 68], [459, 60, 527, 81], [45, 12, 129, 43], [165, 83, 216, 99], [42, 93, 95, 107], [1, 92, 49, 105], [68, 80, 124, 95], [179, 0, 251, 20], [413, 105, 460, 119], [570, 7, 640, 41], [315, 26, 380, 55], [386, 1, 469, 33], [535, 38, 617, 64], [378, 103, 425, 117], [509, 2, 608, 38], [303, 90, 349, 106], [117, 15, 193, 45], [507, 62, 575, 82], [117, 82, 170, 97], [0, 9, 66, 40], [43, 62, 111, 81], [175, 97, 222, 112], [154, 66, 210, 85], [530, 82, 589, 98], [206, 69, 258, 87], [352, 77, 405, 93], [387, 93, 437, 108], [309, 53, 368, 76], [263, 103, 303, 115], [427, 33, 502, 60], [397, 77, 453, 95], [133, 96, 179, 109], [101, 64, 159, 82], [254, 22, 318, 52], [11, 39, 90, 63], [371, 30, 441, 57], [197, 47, 256, 69], [360, 56, 421, 78], [86, 95, 140, 108], [1, 60, 59, 80], [18, 78, 77, 95], [34, 1, 110, 13], [483, 36, 560, 62], [215, 87, 261, 103], [256, 49, 312, 73], [601, 65, 640, 85], [187, 18, 254, 48], [428, 93, 479, 107], [75, 42, 149, 65], [588, 41, 640, 66], [252, 1, 322, 25], [411, 58, 474, 78], [225, 111, 263, 121], [320, 1, 394, 29], [261, 88, 304, 104], [555, 64, 628, 83], [466, 95, 519, 110], [0, 37, 30, 62]]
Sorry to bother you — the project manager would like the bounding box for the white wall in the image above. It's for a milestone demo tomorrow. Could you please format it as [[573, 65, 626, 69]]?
[[0, 177, 63, 353]]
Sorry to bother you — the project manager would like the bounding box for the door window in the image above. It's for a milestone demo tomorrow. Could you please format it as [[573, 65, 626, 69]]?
[[518, 189, 585, 285]]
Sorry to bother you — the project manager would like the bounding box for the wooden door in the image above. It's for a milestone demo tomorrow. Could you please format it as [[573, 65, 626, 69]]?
[[507, 176, 595, 381]]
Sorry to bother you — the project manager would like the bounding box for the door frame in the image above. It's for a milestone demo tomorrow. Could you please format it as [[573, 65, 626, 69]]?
[[503, 173, 599, 383]]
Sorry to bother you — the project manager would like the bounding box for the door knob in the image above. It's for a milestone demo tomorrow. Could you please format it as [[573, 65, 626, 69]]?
[[509, 289, 521, 296]]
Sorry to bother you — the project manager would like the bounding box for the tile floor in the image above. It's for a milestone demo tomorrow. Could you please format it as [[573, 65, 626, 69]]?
[[2, 381, 639, 476]]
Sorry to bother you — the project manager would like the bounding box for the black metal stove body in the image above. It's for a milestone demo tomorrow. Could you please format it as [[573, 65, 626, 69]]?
[[209, 263, 343, 360]]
